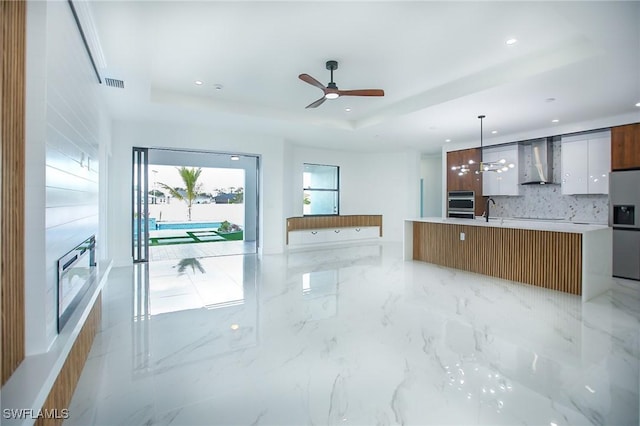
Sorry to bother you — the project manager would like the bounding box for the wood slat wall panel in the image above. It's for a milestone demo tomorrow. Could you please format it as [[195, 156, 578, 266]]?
[[286, 215, 383, 244], [413, 222, 582, 295], [35, 294, 102, 426], [446, 148, 484, 216], [1, 0, 26, 385]]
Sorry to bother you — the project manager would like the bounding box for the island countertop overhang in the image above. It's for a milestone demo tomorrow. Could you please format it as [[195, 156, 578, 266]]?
[[406, 217, 609, 234]]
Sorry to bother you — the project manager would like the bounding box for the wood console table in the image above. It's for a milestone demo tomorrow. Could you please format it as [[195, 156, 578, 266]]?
[[286, 215, 383, 245]]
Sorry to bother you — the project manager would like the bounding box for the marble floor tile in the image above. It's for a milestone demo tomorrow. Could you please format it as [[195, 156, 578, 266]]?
[[66, 242, 640, 426]]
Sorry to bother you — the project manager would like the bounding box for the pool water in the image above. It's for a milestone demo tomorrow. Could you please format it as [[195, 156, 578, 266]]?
[[156, 222, 222, 230]]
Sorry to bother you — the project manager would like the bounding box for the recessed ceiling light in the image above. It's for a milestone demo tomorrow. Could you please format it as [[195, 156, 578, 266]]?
[[506, 38, 518, 45], [214, 84, 224, 91], [230, 324, 240, 330], [194, 80, 203, 85], [491, 130, 498, 134], [445, 139, 451, 143], [552, 119, 559, 123], [344, 107, 352, 112], [230, 155, 240, 161], [546, 97, 556, 103], [636, 102, 640, 107]]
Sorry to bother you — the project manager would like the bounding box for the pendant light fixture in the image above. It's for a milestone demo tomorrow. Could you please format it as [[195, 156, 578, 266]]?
[[451, 115, 515, 176]]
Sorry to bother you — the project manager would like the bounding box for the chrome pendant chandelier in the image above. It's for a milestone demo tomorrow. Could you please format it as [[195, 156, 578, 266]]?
[[451, 115, 515, 176]]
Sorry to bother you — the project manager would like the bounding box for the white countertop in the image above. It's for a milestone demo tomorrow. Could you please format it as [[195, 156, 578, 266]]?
[[406, 217, 609, 234]]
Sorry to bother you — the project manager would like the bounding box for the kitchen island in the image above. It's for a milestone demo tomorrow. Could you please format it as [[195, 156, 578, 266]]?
[[404, 217, 612, 302]]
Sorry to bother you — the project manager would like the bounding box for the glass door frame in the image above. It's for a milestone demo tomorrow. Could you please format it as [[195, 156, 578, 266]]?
[[132, 147, 149, 263]]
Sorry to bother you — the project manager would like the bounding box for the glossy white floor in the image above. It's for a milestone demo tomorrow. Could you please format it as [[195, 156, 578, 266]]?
[[65, 243, 639, 426]]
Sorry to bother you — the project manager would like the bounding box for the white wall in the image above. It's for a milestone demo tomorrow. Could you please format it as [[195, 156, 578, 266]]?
[[25, 1, 107, 353], [420, 154, 442, 217], [288, 146, 421, 240], [25, 0, 48, 355], [108, 122, 286, 265]]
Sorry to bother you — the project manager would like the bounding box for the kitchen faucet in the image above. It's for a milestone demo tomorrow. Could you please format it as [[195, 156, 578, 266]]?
[[484, 197, 495, 222]]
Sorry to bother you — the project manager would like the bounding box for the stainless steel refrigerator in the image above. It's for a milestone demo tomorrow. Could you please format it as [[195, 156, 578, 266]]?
[[610, 170, 640, 280]]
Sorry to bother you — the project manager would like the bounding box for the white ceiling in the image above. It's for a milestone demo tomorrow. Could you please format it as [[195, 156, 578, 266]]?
[[87, 1, 640, 154]]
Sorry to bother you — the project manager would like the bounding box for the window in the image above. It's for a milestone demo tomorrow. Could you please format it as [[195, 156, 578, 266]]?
[[303, 163, 339, 215]]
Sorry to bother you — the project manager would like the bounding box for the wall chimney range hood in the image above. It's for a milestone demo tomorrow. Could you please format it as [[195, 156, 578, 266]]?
[[520, 138, 554, 185]]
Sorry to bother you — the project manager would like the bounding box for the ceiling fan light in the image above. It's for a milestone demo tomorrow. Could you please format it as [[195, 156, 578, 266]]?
[[325, 92, 339, 100]]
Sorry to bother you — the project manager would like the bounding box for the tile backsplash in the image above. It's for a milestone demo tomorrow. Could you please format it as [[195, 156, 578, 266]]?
[[488, 139, 609, 224]]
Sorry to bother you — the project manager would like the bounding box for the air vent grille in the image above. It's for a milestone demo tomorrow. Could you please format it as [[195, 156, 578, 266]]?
[[104, 78, 124, 89]]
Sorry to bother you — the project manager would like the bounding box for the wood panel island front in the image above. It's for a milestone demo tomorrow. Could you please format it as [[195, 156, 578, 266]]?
[[404, 218, 613, 302]]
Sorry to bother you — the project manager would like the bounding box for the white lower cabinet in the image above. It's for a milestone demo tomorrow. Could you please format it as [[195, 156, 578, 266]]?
[[288, 226, 380, 247], [288, 229, 326, 245], [561, 131, 610, 195]]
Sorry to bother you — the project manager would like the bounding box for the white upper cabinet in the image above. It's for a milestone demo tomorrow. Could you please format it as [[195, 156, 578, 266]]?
[[482, 145, 520, 196], [586, 136, 610, 194], [561, 130, 611, 195], [482, 149, 501, 196], [561, 140, 589, 194]]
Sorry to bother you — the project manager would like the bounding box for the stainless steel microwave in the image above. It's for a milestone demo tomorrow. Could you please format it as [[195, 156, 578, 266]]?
[[448, 191, 475, 219]]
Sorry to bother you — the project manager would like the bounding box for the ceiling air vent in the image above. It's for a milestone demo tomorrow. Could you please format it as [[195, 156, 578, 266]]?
[[104, 78, 124, 89]]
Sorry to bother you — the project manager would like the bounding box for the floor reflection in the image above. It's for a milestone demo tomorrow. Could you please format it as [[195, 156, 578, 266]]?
[[174, 257, 206, 275], [131, 255, 258, 377], [302, 270, 339, 320]]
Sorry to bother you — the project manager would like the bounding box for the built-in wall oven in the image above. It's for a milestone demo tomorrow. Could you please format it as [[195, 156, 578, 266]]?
[[448, 190, 475, 219], [610, 170, 640, 280]]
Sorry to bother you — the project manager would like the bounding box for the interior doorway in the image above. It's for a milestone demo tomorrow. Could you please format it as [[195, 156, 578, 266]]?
[[132, 147, 259, 262]]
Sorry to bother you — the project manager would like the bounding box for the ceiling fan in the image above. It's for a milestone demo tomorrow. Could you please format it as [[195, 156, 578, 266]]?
[[298, 60, 384, 109]]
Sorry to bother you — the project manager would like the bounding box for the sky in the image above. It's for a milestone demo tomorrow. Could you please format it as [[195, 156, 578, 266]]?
[[150, 165, 245, 194]]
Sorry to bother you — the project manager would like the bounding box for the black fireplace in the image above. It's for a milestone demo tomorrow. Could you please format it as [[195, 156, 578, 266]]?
[[57, 235, 97, 332]]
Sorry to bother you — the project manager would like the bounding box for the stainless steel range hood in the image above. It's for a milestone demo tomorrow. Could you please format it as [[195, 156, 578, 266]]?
[[520, 138, 554, 185]]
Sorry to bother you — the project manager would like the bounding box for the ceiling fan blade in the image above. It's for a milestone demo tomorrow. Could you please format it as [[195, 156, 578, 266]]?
[[305, 96, 327, 109], [299, 74, 327, 91], [338, 89, 385, 97]]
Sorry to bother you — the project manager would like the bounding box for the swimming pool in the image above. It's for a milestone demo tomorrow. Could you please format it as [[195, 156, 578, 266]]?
[[156, 221, 222, 230]]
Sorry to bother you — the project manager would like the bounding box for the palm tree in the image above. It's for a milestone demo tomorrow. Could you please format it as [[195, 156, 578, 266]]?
[[158, 167, 202, 221]]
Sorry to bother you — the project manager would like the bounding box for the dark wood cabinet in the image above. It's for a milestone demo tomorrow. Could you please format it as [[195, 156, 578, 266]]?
[[446, 148, 483, 216], [611, 123, 640, 170]]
